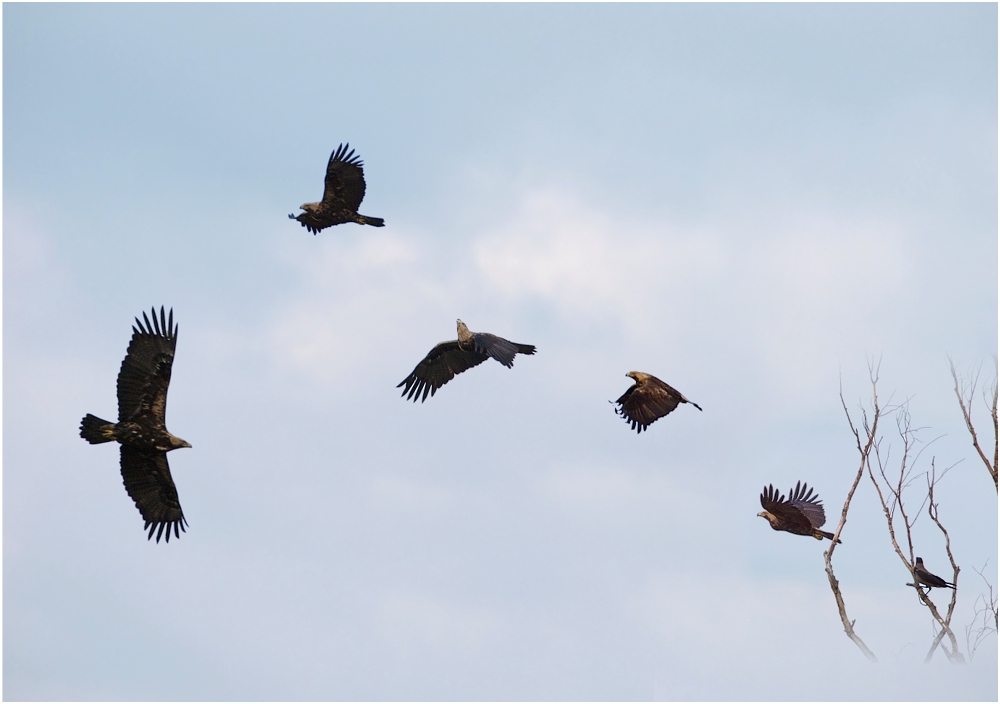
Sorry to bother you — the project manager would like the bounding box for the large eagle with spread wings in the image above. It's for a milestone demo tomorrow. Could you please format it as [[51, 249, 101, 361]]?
[[758, 482, 840, 542], [398, 320, 536, 402], [80, 307, 191, 543], [289, 143, 385, 234], [613, 371, 702, 433]]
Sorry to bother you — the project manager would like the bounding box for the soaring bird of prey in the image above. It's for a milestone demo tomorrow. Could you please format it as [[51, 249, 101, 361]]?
[[913, 557, 956, 591], [758, 482, 840, 542], [613, 371, 702, 433], [398, 319, 536, 402], [288, 143, 385, 234], [80, 307, 191, 543]]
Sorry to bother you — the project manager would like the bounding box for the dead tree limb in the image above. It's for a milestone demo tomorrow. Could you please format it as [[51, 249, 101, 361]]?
[[830, 367, 880, 662], [864, 396, 964, 663], [965, 562, 998, 661], [950, 359, 998, 492], [922, 461, 963, 663]]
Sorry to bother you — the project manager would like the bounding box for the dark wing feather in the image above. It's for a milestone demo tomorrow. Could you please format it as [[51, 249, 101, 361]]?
[[120, 445, 187, 543], [914, 563, 953, 588], [322, 143, 367, 213], [786, 481, 827, 529], [615, 377, 683, 433], [397, 341, 488, 402], [760, 483, 814, 534], [117, 307, 177, 424], [471, 332, 536, 368]]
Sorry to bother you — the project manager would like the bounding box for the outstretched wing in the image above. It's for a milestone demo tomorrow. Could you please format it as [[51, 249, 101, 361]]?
[[471, 332, 536, 368], [786, 481, 827, 529], [117, 307, 177, 424], [615, 376, 684, 432], [397, 341, 488, 402], [321, 143, 367, 213], [760, 484, 814, 534], [119, 445, 187, 543]]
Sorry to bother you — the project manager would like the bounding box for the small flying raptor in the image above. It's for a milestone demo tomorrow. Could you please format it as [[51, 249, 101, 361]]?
[[80, 307, 191, 543], [289, 143, 385, 234], [613, 371, 701, 433], [758, 482, 840, 542], [398, 319, 535, 402]]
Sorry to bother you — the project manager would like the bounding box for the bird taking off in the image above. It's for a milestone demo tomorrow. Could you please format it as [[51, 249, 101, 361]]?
[[758, 482, 840, 542], [613, 371, 701, 433], [80, 307, 191, 543], [398, 319, 536, 402], [912, 557, 956, 591], [289, 143, 385, 234]]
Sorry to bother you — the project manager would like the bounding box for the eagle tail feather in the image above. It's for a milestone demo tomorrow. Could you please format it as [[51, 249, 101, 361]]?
[[80, 414, 116, 444], [819, 530, 842, 544]]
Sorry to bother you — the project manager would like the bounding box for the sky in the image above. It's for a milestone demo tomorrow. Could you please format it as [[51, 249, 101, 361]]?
[[3, 3, 998, 701]]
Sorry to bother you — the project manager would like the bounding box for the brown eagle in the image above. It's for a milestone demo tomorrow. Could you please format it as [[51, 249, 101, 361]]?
[[80, 307, 191, 543], [613, 371, 702, 433], [288, 143, 385, 233], [398, 319, 536, 402], [912, 557, 956, 591], [758, 482, 840, 542]]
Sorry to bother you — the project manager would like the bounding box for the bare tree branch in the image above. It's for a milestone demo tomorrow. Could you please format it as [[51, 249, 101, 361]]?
[[922, 460, 963, 663], [830, 367, 880, 662], [847, 362, 973, 663], [950, 359, 998, 492], [965, 561, 998, 661]]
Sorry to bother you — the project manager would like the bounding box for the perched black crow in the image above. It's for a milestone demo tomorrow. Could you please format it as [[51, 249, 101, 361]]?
[[289, 143, 384, 233], [913, 557, 956, 591], [398, 319, 535, 402], [80, 307, 191, 543], [613, 371, 701, 433], [758, 482, 840, 542]]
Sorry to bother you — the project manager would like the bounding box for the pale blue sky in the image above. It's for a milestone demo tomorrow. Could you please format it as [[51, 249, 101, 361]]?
[[4, 3, 997, 700]]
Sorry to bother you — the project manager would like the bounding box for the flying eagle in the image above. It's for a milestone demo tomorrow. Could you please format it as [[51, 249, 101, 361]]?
[[289, 143, 385, 233], [912, 557, 956, 591], [758, 482, 840, 542], [398, 319, 536, 402], [613, 371, 702, 433], [80, 307, 191, 543]]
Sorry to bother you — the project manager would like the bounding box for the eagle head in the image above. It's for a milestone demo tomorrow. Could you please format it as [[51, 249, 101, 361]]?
[[169, 434, 192, 450]]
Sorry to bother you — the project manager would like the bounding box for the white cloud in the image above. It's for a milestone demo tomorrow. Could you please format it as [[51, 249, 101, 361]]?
[[474, 188, 725, 334]]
